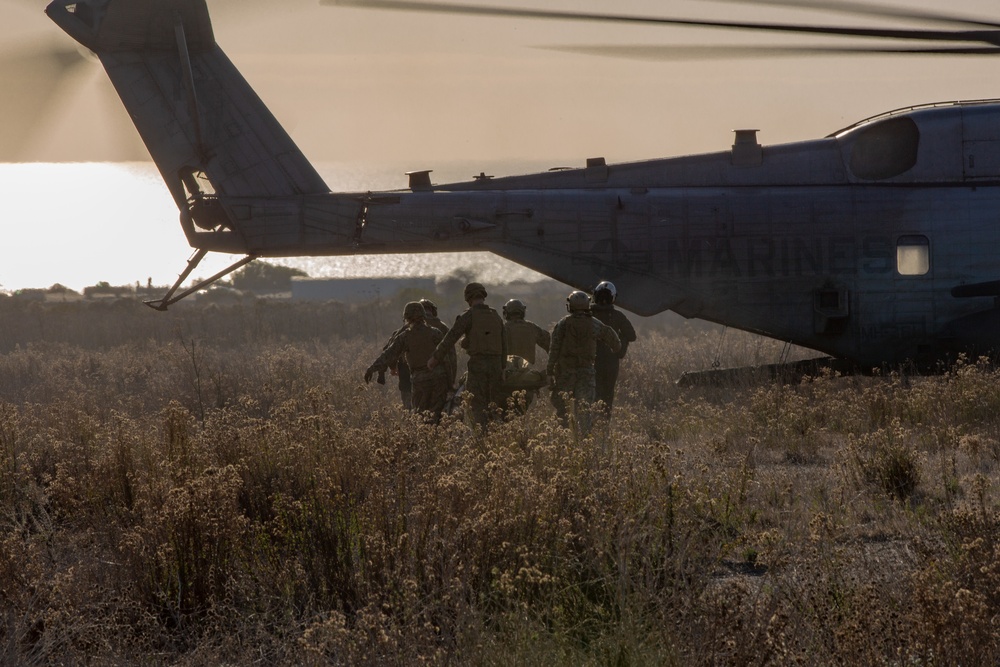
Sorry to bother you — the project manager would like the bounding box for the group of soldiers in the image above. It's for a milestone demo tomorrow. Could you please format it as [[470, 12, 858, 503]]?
[[364, 280, 636, 430]]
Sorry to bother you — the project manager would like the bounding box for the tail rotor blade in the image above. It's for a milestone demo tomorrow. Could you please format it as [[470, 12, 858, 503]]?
[[94, 66, 153, 162], [0, 41, 87, 161]]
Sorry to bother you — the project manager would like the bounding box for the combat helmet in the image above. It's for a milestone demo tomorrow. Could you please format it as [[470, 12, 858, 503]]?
[[403, 301, 426, 322], [566, 290, 591, 313], [419, 298, 438, 317], [593, 280, 617, 305], [464, 282, 487, 301], [503, 298, 526, 320]]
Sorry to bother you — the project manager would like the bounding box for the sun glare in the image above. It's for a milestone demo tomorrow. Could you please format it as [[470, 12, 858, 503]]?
[[0, 162, 239, 292]]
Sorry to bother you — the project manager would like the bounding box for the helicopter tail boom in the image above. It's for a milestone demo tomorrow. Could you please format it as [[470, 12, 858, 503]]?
[[46, 0, 330, 218]]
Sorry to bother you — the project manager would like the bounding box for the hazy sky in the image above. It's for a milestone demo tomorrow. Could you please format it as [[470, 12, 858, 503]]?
[[5, 0, 1000, 169], [1, 0, 1000, 291]]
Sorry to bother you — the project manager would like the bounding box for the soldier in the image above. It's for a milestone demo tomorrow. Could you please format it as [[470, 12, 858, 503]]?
[[590, 280, 637, 416], [420, 298, 448, 335], [375, 324, 412, 409], [547, 290, 621, 433], [501, 298, 551, 413], [429, 282, 506, 428], [502, 298, 550, 366], [420, 298, 457, 391], [365, 302, 449, 424]]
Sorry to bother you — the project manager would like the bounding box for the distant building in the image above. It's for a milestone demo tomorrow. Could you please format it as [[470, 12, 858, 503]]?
[[45, 291, 83, 303], [290, 277, 437, 303], [83, 283, 132, 299]]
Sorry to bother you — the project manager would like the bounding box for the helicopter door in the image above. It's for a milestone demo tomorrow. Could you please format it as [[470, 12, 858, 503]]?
[[891, 234, 934, 359], [814, 285, 849, 335], [962, 109, 1000, 179]]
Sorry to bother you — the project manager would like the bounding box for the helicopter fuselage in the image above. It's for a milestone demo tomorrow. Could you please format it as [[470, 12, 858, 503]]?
[[46, 0, 1000, 369], [182, 102, 1000, 368]]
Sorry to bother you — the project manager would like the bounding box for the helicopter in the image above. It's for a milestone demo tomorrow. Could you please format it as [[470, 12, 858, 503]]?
[[43, 0, 1000, 370]]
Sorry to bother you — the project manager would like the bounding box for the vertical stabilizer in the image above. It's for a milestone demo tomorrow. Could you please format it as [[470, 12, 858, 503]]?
[[46, 0, 329, 211]]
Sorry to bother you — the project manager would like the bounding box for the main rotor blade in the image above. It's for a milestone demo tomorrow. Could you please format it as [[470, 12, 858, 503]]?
[[328, 0, 1000, 46], [548, 43, 1000, 61], [701, 0, 1000, 31]]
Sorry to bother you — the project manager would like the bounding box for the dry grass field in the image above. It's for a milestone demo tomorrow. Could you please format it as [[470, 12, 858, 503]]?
[[0, 291, 998, 665]]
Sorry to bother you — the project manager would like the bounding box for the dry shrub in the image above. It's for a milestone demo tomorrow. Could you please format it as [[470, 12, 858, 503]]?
[[904, 505, 1000, 664], [841, 420, 923, 502], [0, 301, 999, 663]]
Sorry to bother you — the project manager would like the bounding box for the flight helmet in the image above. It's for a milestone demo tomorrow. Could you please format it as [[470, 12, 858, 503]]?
[[503, 298, 526, 320], [593, 280, 617, 305]]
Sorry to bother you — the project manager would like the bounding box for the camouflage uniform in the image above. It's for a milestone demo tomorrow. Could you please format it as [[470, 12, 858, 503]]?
[[382, 324, 412, 409], [424, 311, 457, 390], [432, 284, 506, 427], [501, 303, 550, 413], [503, 318, 550, 365], [426, 314, 448, 335], [367, 306, 449, 424], [547, 305, 621, 432], [591, 302, 636, 414]]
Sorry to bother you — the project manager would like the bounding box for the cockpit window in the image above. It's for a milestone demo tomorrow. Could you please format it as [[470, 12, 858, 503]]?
[[897, 235, 929, 276], [849, 117, 920, 180]]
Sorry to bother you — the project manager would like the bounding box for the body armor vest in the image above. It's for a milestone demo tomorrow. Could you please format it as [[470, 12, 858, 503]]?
[[505, 320, 539, 364], [561, 315, 597, 366], [465, 306, 504, 356], [405, 324, 439, 369]]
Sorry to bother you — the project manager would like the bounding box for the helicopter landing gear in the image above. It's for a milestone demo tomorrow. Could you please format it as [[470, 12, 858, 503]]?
[[144, 249, 257, 311]]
